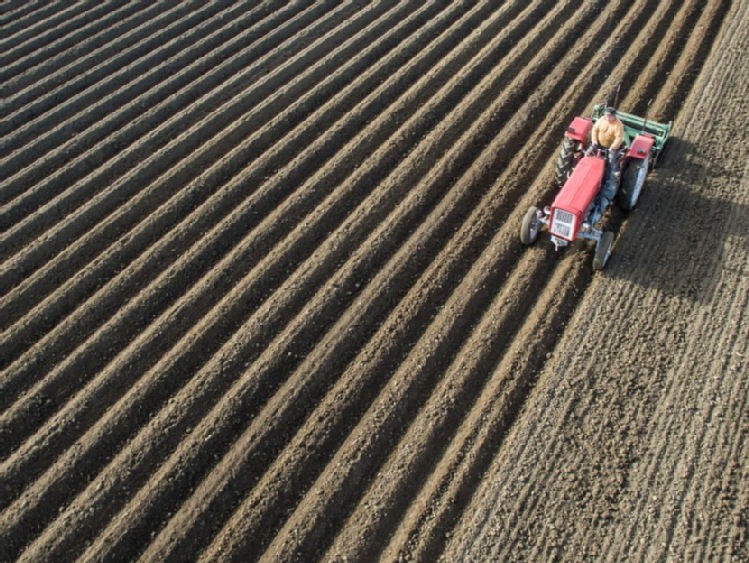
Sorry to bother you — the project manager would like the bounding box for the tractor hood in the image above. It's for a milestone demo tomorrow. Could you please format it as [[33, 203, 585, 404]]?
[[549, 155, 604, 240], [553, 155, 604, 216]]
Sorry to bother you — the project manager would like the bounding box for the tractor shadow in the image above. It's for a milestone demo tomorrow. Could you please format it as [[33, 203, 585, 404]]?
[[604, 137, 749, 304]]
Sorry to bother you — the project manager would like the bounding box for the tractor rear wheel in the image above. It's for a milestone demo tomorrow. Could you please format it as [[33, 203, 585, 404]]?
[[593, 231, 614, 270], [619, 155, 649, 210], [554, 138, 579, 187], [520, 206, 540, 245]]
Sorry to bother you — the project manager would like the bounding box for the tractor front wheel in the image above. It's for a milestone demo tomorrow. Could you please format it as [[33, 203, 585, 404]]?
[[520, 206, 540, 245], [593, 231, 614, 270]]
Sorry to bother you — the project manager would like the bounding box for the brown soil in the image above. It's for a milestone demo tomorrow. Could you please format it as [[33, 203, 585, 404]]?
[[1, 1, 746, 561]]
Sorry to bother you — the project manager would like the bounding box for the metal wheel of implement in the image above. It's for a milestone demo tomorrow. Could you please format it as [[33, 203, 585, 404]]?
[[619, 155, 649, 210], [520, 206, 540, 245], [593, 231, 614, 270]]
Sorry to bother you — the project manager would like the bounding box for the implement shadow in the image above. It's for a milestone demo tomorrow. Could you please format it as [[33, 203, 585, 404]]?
[[606, 137, 749, 304]]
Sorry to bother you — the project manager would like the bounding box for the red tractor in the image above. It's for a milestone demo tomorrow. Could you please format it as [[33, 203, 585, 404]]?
[[520, 102, 672, 270]]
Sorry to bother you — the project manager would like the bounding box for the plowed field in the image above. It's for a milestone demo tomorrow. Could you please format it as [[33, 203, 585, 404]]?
[[2, 1, 747, 561]]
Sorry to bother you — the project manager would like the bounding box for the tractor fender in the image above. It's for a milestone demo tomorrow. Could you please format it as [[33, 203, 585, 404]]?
[[564, 117, 593, 143], [627, 133, 655, 160]]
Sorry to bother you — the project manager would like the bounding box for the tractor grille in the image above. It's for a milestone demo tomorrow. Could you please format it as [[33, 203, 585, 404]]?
[[550, 209, 575, 240]]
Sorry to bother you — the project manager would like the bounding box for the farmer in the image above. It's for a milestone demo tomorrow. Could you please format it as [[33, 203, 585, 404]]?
[[590, 106, 625, 172], [588, 106, 626, 223]]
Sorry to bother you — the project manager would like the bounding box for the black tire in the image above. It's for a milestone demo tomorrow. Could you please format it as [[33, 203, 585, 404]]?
[[593, 231, 614, 270], [619, 155, 649, 210], [520, 206, 540, 245], [553, 137, 577, 187]]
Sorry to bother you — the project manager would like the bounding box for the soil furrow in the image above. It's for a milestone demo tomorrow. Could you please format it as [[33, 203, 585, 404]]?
[[326, 249, 586, 562], [253, 3, 631, 559], [134, 7, 584, 555], [197, 239, 547, 563], [0, 1, 746, 561], [0, 0, 445, 461], [0, 1, 344, 247], [0, 0, 474, 524], [11, 3, 536, 560], [0, 1, 274, 186], [248, 4, 636, 560], [0, 2, 67, 37], [0, 2, 356, 414], [650, 0, 730, 118], [616, 0, 704, 117], [380, 0, 700, 548], [381, 256, 590, 562], [2, 0, 624, 524], [0, 1, 160, 99], [27, 0, 572, 556], [0, 1, 118, 74], [437, 3, 724, 556], [0, 2, 323, 335], [0, 1, 486, 556], [0, 2, 208, 131], [0, 1, 357, 323], [442, 3, 743, 558], [0, 0, 431, 469], [0, 0, 508, 406], [0, 1, 303, 221]]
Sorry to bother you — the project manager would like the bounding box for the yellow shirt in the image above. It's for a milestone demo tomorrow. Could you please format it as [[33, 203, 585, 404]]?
[[592, 116, 625, 150]]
